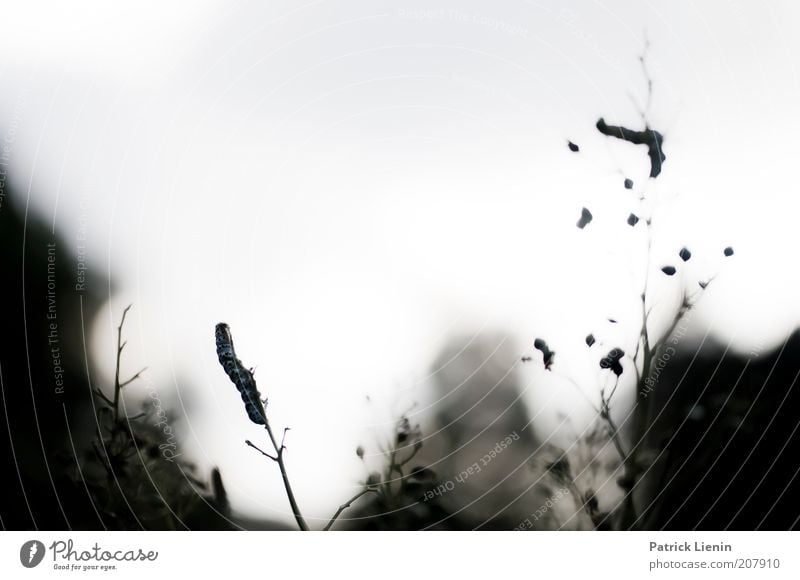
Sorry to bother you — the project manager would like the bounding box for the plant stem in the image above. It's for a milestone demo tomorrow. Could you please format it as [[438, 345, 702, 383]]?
[[323, 487, 378, 531], [113, 304, 132, 423], [264, 420, 309, 531]]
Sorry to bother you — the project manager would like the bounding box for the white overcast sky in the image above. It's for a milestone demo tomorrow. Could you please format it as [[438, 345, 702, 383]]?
[[2, 0, 799, 525]]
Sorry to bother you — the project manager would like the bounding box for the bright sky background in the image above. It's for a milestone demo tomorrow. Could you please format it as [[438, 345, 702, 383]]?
[[2, 0, 799, 526]]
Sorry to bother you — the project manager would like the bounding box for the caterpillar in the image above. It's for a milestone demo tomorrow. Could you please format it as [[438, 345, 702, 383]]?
[[215, 323, 267, 425]]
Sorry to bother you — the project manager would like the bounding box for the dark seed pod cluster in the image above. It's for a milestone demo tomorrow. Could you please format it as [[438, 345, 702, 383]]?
[[215, 323, 267, 425], [600, 348, 625, 377]]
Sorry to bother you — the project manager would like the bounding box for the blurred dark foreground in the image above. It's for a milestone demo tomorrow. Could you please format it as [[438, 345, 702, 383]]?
[[2, 183, 799, 531]]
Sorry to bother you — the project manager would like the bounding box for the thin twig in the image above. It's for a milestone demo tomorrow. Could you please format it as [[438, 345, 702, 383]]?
[[323, 487, 379, 531], [398, 443, 421, 467], [92, 388, 114, 407], [119, 367, 148, 389], [264, 421, 309, 531], [245, 439, 277, 462], [113, 305, 133, 422], [600, 388, 628, 462]]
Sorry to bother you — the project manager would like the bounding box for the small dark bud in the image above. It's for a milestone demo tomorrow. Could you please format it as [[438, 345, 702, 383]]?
[[661, 266, 677, 276], [576, 207, 592, 229], [724, 246, 734, 257], [679, 247, 691, 262], [568, 141, 579, 152], [627, 213, 639, 226], [698, 281, 708, 289], [608, 318, 618, 324], [624, 178, 633, 189], [585, 334, 595, 347], [356, 445, 364, 460]]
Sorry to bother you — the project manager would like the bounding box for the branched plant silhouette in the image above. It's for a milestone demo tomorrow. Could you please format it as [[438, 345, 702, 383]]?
[[215, 322, 387, 530], [80, 305, 216, 529], [528, 46, 734, 529]]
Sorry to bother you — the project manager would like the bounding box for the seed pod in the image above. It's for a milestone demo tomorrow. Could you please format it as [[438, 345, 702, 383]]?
[[661, 266, 677, 276], [724, 246, 734, 257], [627, 213, 639, 226], [568, 141, 579, 152], [576, 207, 593, 229], [585, 334, 595, 347], [215, 323, 266, 425], [679, 247, 691, 262], [624, 178, 633, 189], [600, 348, 625, 376]]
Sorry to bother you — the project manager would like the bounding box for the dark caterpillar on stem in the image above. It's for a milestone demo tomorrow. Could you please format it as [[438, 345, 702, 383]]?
[[215, 323, 267, 425]]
